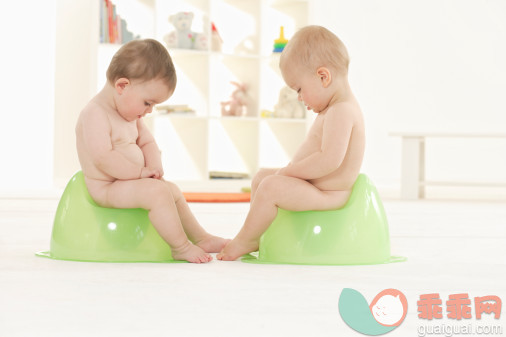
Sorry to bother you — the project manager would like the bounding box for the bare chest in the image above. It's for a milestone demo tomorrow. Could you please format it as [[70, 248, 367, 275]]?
[[108, 114, 144, 166], [292, 115, 324, 162], [306, 115, 324, 144], [109, 114, 139, 147]]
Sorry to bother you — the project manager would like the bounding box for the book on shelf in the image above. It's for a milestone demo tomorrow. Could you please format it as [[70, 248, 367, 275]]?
[[209, 171, 250, 180], [99, 0, 136, 44], [156, 104, 196, 115]]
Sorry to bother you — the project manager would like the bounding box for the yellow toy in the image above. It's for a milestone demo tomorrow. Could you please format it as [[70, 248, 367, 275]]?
[[273, 26, 288, 52]]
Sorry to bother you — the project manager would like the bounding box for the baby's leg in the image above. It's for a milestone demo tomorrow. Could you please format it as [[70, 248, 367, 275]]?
[[217, 175, 351, 261], [162, 180, 229, 253], [98, 179, 212, 263], [251, 168, 279, 199]]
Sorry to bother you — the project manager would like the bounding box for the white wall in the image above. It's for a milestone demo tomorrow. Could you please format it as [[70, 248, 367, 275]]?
[[0, 0, 505, 197], [314, 0, 506, 192], [0, 0, 56, 194], [53, 0, 98, 188]]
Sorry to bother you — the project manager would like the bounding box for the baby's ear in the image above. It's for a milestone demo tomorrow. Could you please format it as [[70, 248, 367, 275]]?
[[317, 67, 332, 88], [115, 78, 130, 94]]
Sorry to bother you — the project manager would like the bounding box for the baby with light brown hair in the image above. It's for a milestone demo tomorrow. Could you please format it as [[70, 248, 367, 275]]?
[[218, 26, 365, 261], [76, 39, 228, 263]]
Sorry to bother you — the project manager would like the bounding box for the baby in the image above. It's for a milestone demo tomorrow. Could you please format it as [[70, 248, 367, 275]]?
[[218, 26, 365, 261], [76, 39, 228, 263]]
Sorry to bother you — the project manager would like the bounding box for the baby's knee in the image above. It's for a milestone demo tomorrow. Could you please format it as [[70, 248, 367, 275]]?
[[147, 179, 174, 204], [164, 180, 183, 200], [256, 175, 282, 196], [252, 168, 276, 189]]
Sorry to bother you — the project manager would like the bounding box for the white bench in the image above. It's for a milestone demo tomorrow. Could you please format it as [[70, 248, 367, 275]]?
[[390, 132, 506, 199]]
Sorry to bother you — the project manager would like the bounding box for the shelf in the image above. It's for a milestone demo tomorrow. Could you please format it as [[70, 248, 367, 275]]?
[[208, 118, 259, 176], [154, 116, 208, 181], [169, 48, 261, 59], [213, 116, 259, 122], [156, 113, 307, 124], [262, 117, 307, 124], [259, 118, 306, 168], [95, 0, 311, 186]]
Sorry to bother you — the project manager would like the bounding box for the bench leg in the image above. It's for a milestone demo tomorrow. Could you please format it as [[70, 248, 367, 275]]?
[[401, 137, 425, 199]]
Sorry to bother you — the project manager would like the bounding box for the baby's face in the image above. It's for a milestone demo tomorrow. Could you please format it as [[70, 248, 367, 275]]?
[[281, 61, 330, 113], [116, 78, 172, 122]]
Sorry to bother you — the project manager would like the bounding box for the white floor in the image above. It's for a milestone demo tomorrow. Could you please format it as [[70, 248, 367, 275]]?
[[1, 195, 505, 337]]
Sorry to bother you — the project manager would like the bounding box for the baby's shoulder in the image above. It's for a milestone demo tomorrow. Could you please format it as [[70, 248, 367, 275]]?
[[83, 98, 111, 118], [77, 99, 111, 130], [327, 100, 362, 123], [81, 99, 105, 116], [333, 99, 360, 114]]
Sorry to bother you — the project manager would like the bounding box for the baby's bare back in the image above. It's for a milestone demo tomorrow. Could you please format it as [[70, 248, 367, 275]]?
[[292, 99, 365, 191]]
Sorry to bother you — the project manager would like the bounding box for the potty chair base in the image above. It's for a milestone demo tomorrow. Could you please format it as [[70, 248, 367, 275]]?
[[35, 251, 186, 264], [241, 252, 406, 266], [242, 174, 406, 266], [36, 171, 185, 263]]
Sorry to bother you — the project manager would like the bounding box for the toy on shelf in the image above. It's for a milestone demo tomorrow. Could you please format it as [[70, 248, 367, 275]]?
[[261, 110, 274, 118], [273, 86, 306, 119], [221, 82, 251, 117], [163, 12, 208, 50], [211, 22, 223, 52], [273, 26, 288, 53]]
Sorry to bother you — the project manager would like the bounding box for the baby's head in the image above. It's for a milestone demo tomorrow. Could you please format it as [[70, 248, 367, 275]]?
[[106, 39, 177, 92], [279, 26, 350, 113], [106, 39, 176, 121], [280, 25, 349, 78]]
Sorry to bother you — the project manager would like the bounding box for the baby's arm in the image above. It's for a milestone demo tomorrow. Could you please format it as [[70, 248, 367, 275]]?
[[81, 108, 145, 180], [137, 119, 164, 177], [280, 106, 353, 180]]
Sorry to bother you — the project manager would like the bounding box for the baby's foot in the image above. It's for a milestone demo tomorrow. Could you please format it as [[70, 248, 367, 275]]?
[[171, 241, 213, 264], [217, 238, 259, 261], [195, 235, 231, 253]]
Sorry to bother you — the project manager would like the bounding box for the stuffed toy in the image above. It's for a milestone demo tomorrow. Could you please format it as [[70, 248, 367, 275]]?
[[221, 82, 250, 117], [274, 86, 306, 118], [163, 12, 207, 50]]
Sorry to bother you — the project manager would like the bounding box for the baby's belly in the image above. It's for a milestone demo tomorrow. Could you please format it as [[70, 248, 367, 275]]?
[[80, 144, 145, 184], [114, 144, 145, 167]]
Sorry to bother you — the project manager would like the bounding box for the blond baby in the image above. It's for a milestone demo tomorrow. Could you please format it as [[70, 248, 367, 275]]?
[[76, 39, 228, 263], [218, 26, 365, 261]]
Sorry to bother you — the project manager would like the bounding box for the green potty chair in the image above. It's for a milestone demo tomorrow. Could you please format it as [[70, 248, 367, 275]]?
[[242, 174, 405, 265], [37, 171, 181, 263]]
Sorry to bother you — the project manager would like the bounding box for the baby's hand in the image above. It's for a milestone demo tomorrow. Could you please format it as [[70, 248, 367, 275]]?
[[153, 166, 164, 179], [140, 167, 162, 179]]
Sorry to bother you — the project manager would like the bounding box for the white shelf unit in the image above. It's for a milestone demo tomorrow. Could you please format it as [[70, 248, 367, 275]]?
[[98, 0, 312, 191]]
